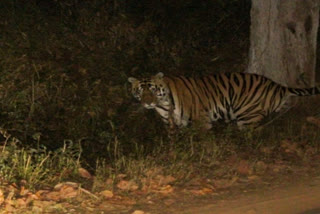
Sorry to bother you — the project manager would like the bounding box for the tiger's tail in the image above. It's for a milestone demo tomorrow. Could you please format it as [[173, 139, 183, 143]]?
[[288, 86, 320, 97]]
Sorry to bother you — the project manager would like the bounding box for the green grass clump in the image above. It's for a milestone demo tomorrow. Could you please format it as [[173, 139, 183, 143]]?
[[0, 140, 81, 190]]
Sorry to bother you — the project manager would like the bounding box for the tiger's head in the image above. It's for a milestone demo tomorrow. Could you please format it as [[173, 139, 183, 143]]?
[[128, 72, 170, 109]]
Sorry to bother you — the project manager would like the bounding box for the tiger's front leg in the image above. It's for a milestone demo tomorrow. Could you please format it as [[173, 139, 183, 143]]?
[[167, 113, 178, 144]]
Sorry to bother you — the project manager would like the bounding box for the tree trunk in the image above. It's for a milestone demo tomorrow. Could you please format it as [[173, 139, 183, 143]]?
[[247, 0, 319, 87]]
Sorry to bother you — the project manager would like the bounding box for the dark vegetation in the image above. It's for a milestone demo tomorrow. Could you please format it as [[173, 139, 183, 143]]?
[[0, 0, 250, 160], [0, 0, 320, 199]]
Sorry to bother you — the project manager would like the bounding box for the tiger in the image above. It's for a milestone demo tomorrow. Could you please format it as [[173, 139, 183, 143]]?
[[128, 72, 320, 130]]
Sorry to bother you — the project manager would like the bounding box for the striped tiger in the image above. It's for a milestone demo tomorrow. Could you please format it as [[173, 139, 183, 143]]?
[[128, 72, 320, 130]]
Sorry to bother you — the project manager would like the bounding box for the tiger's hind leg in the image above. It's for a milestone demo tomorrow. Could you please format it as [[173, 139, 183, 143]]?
[[261, 107, 292, 128], [259, 98, 297, 128], [275, 97, 297, 113], [236, 113, 266, 130]]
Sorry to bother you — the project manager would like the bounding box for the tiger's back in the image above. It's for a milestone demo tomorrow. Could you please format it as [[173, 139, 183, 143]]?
[[128, 72, 320, 130]]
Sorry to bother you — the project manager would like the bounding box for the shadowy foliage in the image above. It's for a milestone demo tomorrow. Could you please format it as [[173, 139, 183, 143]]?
[[0, 0, 250, 166]]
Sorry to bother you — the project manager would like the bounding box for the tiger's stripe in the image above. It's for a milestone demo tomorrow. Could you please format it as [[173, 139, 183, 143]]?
[[128, 72, 320, 130]]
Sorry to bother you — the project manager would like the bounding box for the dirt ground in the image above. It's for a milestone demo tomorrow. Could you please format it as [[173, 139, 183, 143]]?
[[177, 178, 320, 214], [140, 170, 320, 214], [2, 146, 320, 214]]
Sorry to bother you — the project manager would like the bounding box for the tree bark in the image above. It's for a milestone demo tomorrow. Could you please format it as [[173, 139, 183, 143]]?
[[247, 0, 319, 87]]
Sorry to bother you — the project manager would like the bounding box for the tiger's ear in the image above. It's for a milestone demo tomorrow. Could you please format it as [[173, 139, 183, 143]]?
[[128, 77, 137, 83], [154, 72, 164, 79]]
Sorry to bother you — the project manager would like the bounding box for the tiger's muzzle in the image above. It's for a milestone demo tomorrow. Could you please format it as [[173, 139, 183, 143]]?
[[141, 88, 157, 109]]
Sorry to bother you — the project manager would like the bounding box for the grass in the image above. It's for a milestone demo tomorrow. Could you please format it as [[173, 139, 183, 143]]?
[[0, 140, 81, 190]]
